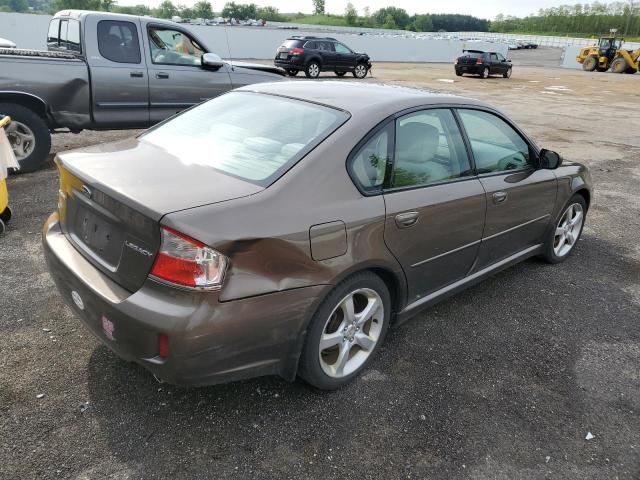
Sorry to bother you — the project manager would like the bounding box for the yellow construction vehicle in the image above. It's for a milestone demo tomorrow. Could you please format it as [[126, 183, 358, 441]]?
[[576, 36, 624, 72], [609, 47, 640, 74]]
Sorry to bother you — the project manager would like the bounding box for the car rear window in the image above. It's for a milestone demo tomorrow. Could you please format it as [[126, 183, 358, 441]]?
[[141, 92, 349, 186], [462, 52, 484, 58]]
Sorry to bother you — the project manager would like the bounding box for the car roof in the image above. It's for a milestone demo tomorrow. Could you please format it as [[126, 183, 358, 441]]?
[[237, 81, 488, 118]]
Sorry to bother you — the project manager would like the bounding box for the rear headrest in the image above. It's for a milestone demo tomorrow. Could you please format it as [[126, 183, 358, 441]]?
[[396, 122, 439, 164]]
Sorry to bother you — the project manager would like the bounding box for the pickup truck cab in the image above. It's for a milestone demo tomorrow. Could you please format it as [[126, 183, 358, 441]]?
[[0, 10, 284, 172]]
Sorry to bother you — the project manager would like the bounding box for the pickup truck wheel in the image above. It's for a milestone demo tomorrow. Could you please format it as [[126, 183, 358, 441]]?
[[0, 103, 51, 173]]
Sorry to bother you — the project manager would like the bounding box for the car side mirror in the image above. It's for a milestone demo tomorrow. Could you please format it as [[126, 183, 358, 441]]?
[[202, 53, 224, 69], [539, 149, 562, 169]]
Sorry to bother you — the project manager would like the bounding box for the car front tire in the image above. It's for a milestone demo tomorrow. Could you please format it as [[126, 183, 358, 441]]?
[[298, 272, 391, 390], [305, 61, 321, 79], [0, 103, 51, 173], [540, 194, 587, 264], [503, 67, 512, 78], [353, 63, 368, 79]]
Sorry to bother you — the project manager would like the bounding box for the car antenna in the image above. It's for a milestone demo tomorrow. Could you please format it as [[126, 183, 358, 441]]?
[[224, 24, 234, 71]]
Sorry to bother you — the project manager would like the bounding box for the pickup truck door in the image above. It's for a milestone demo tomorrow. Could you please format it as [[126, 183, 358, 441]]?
[[145, 24, 233, 124], [84, 16, 150, 128]]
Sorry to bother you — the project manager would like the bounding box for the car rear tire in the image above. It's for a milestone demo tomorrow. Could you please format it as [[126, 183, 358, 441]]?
[[287, 69, 299, 76], [455, 70, 463, 77], [582, 56, 598, 71], [298, 272, 391, 390], [305, 61, 321, 79], [353, 63, 368, 79], [0, 103, 51, 173], [610, 58, 627, 74], [539, 194, 587, 264], [503, 67, 512, 78], [481, 67, 490, 79]]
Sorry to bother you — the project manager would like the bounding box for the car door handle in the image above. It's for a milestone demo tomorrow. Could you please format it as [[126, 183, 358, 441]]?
[[493, 191, 508, 204], [156, 72, 169, 79], [395, 211, 419, 228], [130, 71, 144, 78]]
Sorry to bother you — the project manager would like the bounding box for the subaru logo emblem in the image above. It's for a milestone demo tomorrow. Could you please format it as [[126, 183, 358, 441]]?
[[81, 185, 92, 197]]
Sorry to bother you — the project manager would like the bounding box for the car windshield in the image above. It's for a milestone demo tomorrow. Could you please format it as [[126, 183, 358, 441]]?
[[141, 92, 349, 185]]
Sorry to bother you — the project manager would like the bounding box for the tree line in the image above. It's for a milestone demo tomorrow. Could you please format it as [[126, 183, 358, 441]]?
[[491, 1, 640, 37]]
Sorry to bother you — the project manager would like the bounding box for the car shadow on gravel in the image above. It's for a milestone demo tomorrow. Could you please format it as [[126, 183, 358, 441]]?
[[83, 234, 640, 478]]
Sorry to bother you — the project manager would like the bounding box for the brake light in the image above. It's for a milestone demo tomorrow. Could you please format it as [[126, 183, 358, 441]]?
[[290, 47, 304, 55], [476, 58, 483, 65], [158, 334, 169, 358], [150, 226, 228, 290]]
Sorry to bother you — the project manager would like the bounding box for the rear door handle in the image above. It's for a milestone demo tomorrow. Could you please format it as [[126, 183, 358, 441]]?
[[156, 72, 169, 79], [130, 71, 144, 78], [493, 191, 508, 204], [395, 211, 419, 228]]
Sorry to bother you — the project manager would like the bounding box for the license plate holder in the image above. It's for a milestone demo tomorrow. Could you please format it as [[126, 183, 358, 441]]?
[[279, 52, 288, 59]]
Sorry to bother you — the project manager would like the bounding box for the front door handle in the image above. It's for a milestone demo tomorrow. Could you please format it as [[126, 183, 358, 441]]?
[[130, 71, 144, 78], [156, 72, 169, 79], [395, 211, 419, 228], [493, 191, 508, 204]]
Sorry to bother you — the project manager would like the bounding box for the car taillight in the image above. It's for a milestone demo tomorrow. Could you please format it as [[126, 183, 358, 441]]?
[[150, 226, 228, 290], [476, 58, 483, 65], [290, 47, 304, 55]]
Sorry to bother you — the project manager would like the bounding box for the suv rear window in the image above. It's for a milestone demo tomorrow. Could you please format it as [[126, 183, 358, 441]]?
[[462, 52, 484, 58], [282, 39, 303, 48], [141, 92, 350, 186]]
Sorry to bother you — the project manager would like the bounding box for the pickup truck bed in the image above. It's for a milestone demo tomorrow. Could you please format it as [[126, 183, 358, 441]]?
[[0, 10, 284, 172]]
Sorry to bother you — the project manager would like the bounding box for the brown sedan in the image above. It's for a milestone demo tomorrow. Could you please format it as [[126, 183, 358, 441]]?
[[43, 82, 592, 389]]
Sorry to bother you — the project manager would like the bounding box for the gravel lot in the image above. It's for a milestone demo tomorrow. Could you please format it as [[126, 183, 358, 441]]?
[[1, 49, 639, 479]]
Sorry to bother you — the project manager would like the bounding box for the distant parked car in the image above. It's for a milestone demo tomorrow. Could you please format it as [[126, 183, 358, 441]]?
[[455, 50, 512, 79], [275, 36, 371, 79], [0, 37, 16, 48]]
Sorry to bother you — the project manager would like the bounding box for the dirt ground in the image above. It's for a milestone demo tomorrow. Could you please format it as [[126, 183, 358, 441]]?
[[1, 48, 639, 479]]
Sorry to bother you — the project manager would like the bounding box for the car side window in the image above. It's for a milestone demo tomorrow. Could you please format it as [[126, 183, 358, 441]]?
[[334, 43, 351, 54], [391, 109, 472, 188], [349, 124, 391, 192], [458, 109, 534, 174], [47, 19, 60, 48], [148, 27, 204, 66], [97, 20, 141, 64], [497, 53, 505, 62], [490, 53, 498, 62], [305, 41, 317, 49]]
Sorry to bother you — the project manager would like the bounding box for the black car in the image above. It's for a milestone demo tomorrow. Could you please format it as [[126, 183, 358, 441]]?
[[274, 36, 371, 79], [455, 50, 512, 79]]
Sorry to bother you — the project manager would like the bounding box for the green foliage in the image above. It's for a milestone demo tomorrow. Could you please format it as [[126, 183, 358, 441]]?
[[221, 1, 256, 20], [373, 7, 410, 29], [410, 14, 433, 32], [155, 0, 176, 18], [290, 14, 350, 27], [490, 2, 640, 37], [256, 6, 285, 21], [311, 0, 324, 16], [112, 4, 151, 16], [344, 2, 357, 26], [192, 1, 212, 19]]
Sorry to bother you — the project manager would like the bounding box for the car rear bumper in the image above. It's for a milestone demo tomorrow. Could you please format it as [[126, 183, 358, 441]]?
[[43, 212, 327, 386], [455, 65, 483, 74], [274, 58, 302, 69]]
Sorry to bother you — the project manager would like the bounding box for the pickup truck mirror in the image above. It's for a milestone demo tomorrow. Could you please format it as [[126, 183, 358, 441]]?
[[539, 149, 562, 169], [202, 53, 224, 69]]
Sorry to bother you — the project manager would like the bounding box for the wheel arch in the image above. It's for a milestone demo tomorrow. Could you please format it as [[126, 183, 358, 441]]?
[[0, 92, 51, 126], [574, 188, 591, 210], [305, 56, 323, 68]]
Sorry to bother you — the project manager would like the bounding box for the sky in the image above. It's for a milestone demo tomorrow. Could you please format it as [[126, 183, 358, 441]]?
[[117, 0, 580, 20]]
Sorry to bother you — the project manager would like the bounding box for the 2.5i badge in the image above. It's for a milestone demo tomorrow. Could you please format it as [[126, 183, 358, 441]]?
[[102, 316, 116, 341]]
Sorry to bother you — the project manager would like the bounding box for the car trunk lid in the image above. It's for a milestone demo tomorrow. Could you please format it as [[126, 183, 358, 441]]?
[[56, 137, 263, 292]]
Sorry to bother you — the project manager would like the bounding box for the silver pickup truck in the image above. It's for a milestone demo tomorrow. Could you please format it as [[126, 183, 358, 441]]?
[[0, 10, 285, 172]]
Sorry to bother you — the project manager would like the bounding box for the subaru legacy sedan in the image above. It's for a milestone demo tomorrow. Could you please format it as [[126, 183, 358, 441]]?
[[43, 82, 592, 390]]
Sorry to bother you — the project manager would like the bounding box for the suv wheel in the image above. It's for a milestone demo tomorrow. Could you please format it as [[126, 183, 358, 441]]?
[[305, 61, 321, 79], [503, 67, 512, 78], [287, 69, 299, 76], [481, 67, 490, 79], [353, 63, 368, 79]]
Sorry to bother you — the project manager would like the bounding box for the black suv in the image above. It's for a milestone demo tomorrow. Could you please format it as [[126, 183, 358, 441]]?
[[455, 50, 512, 79], [274, 36, 371, 79]]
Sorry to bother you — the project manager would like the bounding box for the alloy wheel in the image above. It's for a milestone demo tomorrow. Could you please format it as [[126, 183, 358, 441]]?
[[354, 64, 367, 78], [5, 120, 36, 160], [308, 63, 320, 78], [553, 203, 584, 257], [318, 288, 384, 378]]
